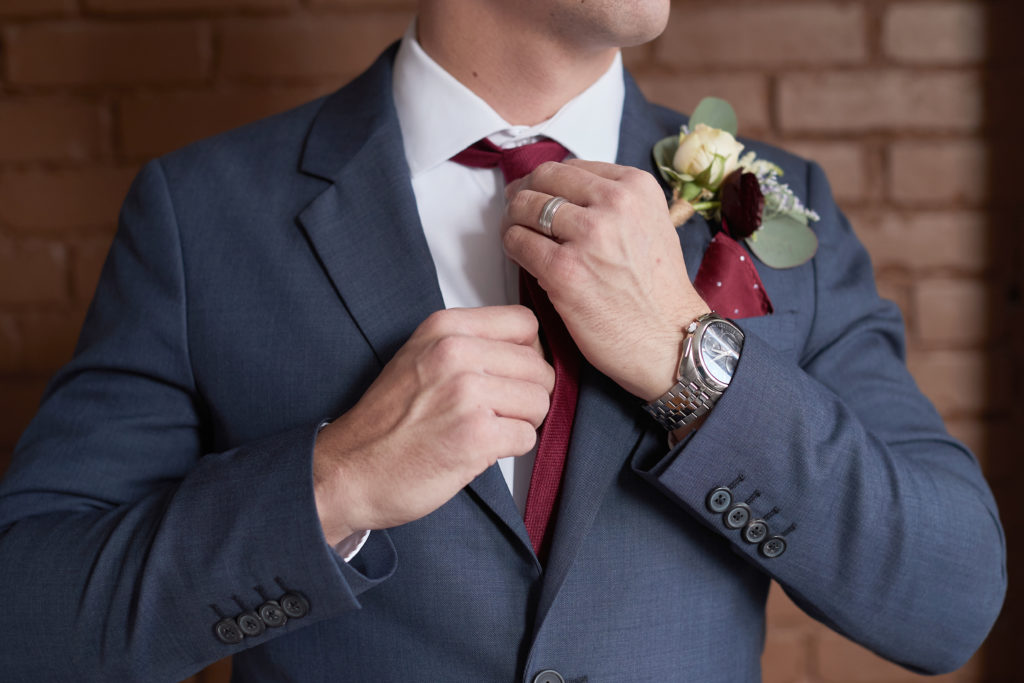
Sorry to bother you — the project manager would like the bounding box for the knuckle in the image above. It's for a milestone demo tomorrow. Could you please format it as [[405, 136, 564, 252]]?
[[449, 371, 484, 405], [603, 184, 629, 209], [508, 190, 533, 217], [421, 309, 452, 336], [432, 334, 467, 364], [546, 246, 580, 282]]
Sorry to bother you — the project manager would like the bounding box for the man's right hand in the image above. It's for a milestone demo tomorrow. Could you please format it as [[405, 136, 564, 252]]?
[[312, 305, 555, 546]]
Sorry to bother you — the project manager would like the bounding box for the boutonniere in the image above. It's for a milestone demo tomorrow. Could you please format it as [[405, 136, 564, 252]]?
[[653, 98, 819, 269]]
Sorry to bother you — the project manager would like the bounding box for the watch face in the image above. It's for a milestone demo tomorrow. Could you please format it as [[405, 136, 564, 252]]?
[[699, 321, 744, 385]]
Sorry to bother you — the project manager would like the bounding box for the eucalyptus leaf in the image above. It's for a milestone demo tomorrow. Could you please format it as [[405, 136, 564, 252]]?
[[653, 136, 680, 183], [745, 215, 818, 269], [689, 97, 738, 137]]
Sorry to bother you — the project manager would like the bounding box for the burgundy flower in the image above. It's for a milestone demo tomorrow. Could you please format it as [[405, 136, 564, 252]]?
[[721, 170, 765, 239]]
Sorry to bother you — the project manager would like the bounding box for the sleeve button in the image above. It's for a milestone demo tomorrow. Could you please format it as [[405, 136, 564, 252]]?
[[742, 520, 768, 544], [723, 503, 751, 530], [280, 592, 310, 619], [214, 618, 244, 645], [258, 600, 288, 628], [760, 536, 787, 558], [706, 487, 733, 514], [237, 610, 266, 637]]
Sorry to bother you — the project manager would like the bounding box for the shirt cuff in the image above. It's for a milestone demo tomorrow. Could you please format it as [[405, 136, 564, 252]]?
[[335, 529, 371, 563]]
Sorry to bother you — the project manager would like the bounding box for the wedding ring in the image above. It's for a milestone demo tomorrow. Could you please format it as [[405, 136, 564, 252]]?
[[538, 196, 568, 238]]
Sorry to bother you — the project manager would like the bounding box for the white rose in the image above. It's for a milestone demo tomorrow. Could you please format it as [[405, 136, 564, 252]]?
[[672, 123, 744, 191]]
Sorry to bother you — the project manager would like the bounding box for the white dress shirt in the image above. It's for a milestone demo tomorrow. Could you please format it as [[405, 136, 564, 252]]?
[[391, 21, 626, 515]]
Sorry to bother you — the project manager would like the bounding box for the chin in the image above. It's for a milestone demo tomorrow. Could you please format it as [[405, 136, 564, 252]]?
[[567, 0, 672, 50]]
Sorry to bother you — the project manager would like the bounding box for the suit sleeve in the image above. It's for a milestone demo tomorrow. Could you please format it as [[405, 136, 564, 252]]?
[[0, 160, 396, 683], [635, 161, 1006, 674]]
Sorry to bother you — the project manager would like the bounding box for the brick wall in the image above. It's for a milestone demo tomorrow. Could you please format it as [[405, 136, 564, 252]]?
[[0, 1, 1018, 682]]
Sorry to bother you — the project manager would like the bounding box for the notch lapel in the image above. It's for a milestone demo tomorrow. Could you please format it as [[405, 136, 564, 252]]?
[[296, 45, 528, 548]]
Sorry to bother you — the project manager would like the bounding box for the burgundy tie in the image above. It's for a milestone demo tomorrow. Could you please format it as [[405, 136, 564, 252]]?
[[692, 222, 773, 318], [452, 138, 577, 560]]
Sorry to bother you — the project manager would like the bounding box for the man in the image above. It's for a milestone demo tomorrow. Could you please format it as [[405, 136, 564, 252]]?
[[0, 1, 1006, 681]]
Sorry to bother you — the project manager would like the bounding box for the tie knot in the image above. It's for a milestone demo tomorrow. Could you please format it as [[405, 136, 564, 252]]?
[[451, 138, 569, 184]]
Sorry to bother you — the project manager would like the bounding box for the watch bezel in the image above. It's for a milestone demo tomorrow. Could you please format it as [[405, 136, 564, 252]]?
[[682, 314, 744, 394]]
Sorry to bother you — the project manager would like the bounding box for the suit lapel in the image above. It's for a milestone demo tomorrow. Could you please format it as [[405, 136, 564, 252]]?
[[296, 45, 528, 546], [533, 73, 713, 627]]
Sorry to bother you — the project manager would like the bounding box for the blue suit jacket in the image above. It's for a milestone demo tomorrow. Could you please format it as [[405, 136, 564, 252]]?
[[0, 45, 1006, 682]]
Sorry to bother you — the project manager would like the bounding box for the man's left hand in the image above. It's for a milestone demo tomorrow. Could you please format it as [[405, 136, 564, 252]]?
[[502, 159, 710, 402]]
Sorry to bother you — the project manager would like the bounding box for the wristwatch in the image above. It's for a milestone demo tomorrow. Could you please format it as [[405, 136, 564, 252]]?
[[643, 312, 745, 431]]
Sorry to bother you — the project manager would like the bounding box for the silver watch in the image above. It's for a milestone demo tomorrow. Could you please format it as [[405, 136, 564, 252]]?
[[644, 313, 745, 431]]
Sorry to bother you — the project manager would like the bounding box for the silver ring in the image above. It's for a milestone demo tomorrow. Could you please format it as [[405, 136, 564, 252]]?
[[538, 196, 568, 238]]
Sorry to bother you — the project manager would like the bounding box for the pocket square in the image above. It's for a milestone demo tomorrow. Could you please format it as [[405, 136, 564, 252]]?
[[693, 231, 773, 319]]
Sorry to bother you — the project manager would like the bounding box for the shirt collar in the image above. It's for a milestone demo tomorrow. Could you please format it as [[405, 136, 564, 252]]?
[[393, 19, 625, 177]]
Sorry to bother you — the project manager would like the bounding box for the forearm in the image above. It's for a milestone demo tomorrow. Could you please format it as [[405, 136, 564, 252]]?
[[636, 327, 1005, 673], [0, 423, 393, 682]]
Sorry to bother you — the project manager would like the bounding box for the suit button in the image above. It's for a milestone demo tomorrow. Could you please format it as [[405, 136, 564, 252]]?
[[706, 487, 732, 514], [280, 592, 310, 619], [533, 670, 565, 683], [258, 600, 288, 628], [760, 536, 787, 558], [723, 503, 751, 529], [214, 618, 243, 645], [743, 520, 768, 544], [237, 610, 265, 637]]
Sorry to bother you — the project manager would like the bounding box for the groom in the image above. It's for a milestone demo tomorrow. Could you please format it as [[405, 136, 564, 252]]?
[[0, 1, 1005, 681]]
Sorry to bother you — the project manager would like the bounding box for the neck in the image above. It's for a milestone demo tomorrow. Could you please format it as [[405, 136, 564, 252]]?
[[417, 4, 618, 126]]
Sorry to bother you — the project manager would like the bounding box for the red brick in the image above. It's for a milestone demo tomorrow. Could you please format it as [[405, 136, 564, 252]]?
[[0, 311, 84, 375], [635, 73, 770, 135], [0, 240, 68, 305], [782, 142, 869, 203], [219, 14, 410, 82], [5, 22, 209, 87], [944, 418, 988, 471], [0, 0, 73, 18], [906, 349, 995, 417], [84, 0, 294, 12], [0, 98, 107, 163], [118, 87, 330, 159], [766, 581, 811, 629], [875, 276, 913, 322], [762, 627, 808, 683], [884, 3, 987, 65], [195, 656, 232, 683], [0, 317, 19, 374], [0, 167, 136, 235], [814, 628, 935, 682], [779, 71, 983, 133], [850, 210, 989, 273], [0, 378, 49, 448], [889, 141, 989, 205], [912, 278, 991, 346], [72, 238, 114, 303], [656, 5, 867, 68]]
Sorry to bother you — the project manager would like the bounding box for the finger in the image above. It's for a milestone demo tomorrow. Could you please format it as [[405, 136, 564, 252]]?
[[504, 189, 588, 242], [562, 158, 632, 180], [502, 224, 561, 285], [479, 374, 551, 429], [513, 161, 611, 207], [490, 417, 539, 459], [429, 333, 555, 392], [473, 338, 556, 393], [419, 305, 539, 346]]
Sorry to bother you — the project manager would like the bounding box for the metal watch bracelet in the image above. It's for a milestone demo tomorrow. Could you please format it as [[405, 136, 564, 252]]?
[[643, 379, 716, 431]]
